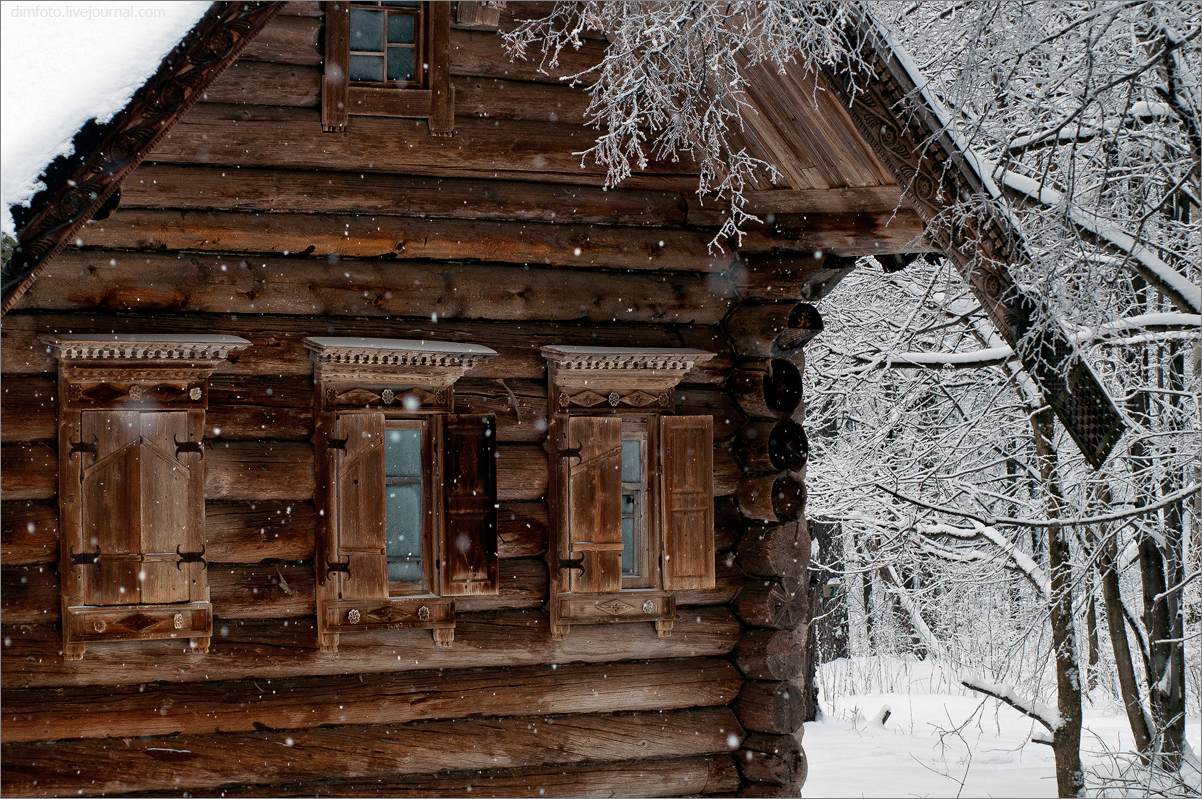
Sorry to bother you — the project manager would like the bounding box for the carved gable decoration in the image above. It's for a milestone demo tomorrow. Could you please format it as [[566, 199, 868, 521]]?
[[541, 346, 716, 413]]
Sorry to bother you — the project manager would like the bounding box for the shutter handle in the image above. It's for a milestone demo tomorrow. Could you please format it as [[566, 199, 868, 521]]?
[[326, 556, 352, 580], [558, 555, 585, 575], [175, 544, 208, 571], [69, 546, 102, 567], [326, 437, 348, 451], [557, 445, 582, 464], [174, 437, 204, 459], [68, 437, 98, 458]]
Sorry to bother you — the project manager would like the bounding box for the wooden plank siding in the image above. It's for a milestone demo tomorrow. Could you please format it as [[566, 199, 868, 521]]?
[[0, 5, 907, 793]]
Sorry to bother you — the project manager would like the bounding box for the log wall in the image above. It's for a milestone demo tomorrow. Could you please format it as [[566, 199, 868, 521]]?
[[0, 5, 870, 794]]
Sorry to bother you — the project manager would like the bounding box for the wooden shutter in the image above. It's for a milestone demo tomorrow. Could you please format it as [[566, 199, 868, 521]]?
[[440, 414, 498, 596], [333, 413, 389, 601], [660, 415, 715, 591], [562, 416, 623, 593], [136, 412, 194, 604], [79, 411, 141, 605]]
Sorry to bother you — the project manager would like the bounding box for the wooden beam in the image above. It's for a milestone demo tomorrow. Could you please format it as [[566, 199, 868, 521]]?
[[120, 165, 683, 225], [0, 707, 743, 796], [1, 658, 740, 743], [1, 606, 741, 688], [202, 755, 740, 798]]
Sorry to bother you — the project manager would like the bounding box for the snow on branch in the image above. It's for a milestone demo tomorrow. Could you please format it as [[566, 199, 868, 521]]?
[[961, 676, 1062, 732], [918, 521, 1051, 598], [997, 169, 1201, 314]]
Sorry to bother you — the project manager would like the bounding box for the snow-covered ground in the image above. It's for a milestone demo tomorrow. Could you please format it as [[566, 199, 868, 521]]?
[[803, 658, 1200, 798]]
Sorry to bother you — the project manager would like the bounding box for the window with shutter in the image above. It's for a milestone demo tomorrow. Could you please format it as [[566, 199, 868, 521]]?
[[306, 338, 497, 652], [322, 1, 454, 135], [542, 346, 716, 641], [47, 334, 249, 661]]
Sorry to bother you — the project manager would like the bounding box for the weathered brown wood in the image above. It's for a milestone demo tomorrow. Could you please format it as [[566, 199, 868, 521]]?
[[205, 441, 314, 501], [740, 210, 931, 257], [1, 566, 56, 624], [0, 441, 55, 500], [2, 313, 732, 383], [121, 165, 688, 227], [692, 186, 907, 218], [734, 628, 806, 681], [2, 657, 740, 743], [737, 732, 807, 787], [237, 14, 320, 65], [736, 680, 805, 735], [497, 501, 549, 557], [736, 473, 805, 523], [0, 501, 57, 565], [149, 105, 694, 186], [734, 579, 810, 630], [454, 76, 589, 124], [455, 1, 502, 30], [734, 419, 808, 473], [731, 253, 857, 302], [675, 386, 744, 442], [30, 248, 732, 321], [0, 375, 55, 441], [2, 606, 740, 688], [737, 520, 811, 582], [192, 755, 740, 798], [725, 301, 823, 358], [203, 60, 320, 107], [0, 707, 742, 796], [76, 211, 729, 274], [449, 29, 605, 85], [729, 359, 802, 419]]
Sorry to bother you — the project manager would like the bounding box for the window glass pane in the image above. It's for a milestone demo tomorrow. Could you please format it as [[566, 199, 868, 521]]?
[[388, 13, 416, 44], [350, 8, 384, 51], [621, 439, 642, 482], [385, 427, 422, 476], [621, 494, 637, 575], [386, 483, 424, 584], [349, 54, 384, 82], [387, 47, 416, 82]]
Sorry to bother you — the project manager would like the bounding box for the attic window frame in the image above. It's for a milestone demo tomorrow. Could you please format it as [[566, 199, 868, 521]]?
[[322, 1, 454, 136]]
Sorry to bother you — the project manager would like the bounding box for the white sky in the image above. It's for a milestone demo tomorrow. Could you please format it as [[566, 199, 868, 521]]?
[[0, 0, 209, 234]]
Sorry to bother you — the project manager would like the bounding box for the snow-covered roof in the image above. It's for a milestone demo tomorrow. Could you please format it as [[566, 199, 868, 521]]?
[[0, 1, 209, 235]]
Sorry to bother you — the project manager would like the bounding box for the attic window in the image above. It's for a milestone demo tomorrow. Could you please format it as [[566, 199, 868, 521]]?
[[322, 1, 453, 136], [349, 2, 424, 86]]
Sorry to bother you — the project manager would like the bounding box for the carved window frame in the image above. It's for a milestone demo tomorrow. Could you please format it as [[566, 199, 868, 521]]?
[[307, 337, 497, 652], [45, 334, 250, 661], [541, 346, 717, 641], [322, 1, 454, 136]]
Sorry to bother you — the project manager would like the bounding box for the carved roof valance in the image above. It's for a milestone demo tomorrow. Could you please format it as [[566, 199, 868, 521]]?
[[305, 337, 497, 388], [44, 334, 251, 366], [541, 345, 715, 393]]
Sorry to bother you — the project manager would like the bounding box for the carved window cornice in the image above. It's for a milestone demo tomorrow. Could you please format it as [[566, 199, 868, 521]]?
[[305, 337, 497, 391], [541, 345, 715, 396], [44, 334, 251, 366]]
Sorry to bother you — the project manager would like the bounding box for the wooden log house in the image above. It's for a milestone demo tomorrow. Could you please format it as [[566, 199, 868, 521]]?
[[0, 2, 1124, 796]]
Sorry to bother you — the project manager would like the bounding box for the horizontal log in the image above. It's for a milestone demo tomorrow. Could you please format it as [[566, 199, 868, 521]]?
[[0, 441, 54, 501], [733, 419, 808, 473], [729, 359, 803, 419], [736, 680, 805, 735], [725, 301, 823, 358], [734, 579, 810, 630], [691, 185, 907, 218], [238, 13, 319, 65], [2, 312, 732, 383], [449, 29, 605, 85], [199, 754, 740, 798], [737, 520, 811, 582], [0, 708, 743, 796], [203, 60, 319, 107], [35, 248, 730, 322], [0, 375, 55, 441], [736, 473, 805, 523], [76, 211, 730, 274], [2, 606, 741, 688], [737, 733, 807, 788], [1, 657, 740, 743], [0, 500, 57, 565], [148, 105, 694, 187], [121, 164, 688, 227], [205, 441, 315, 501], [730, 253, 857, 303], [738, 209, 931, 257], [734, 628, 806, 681]]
